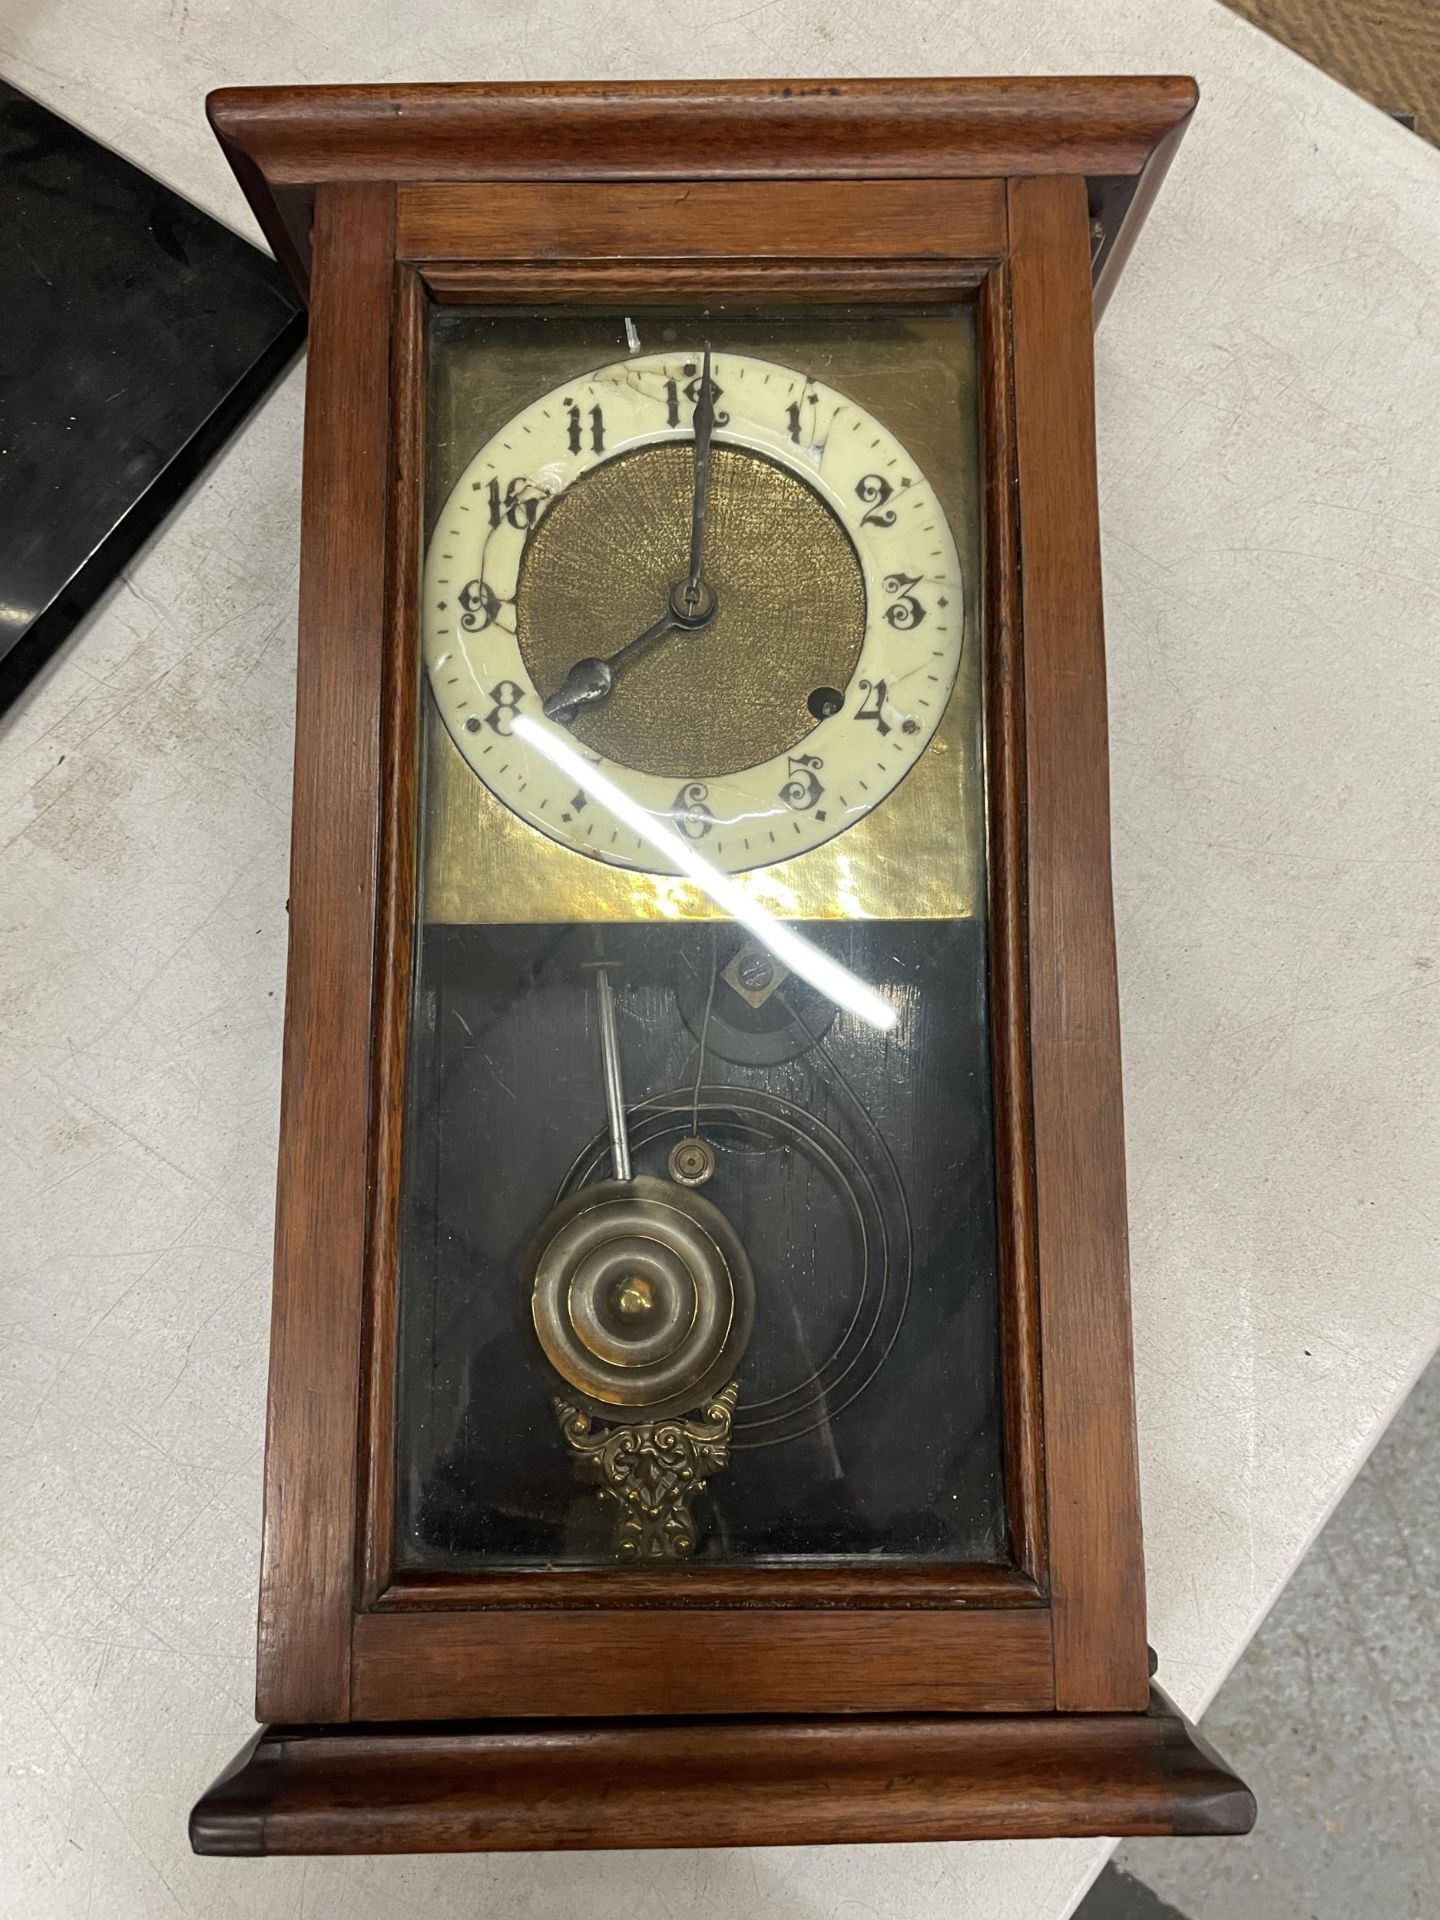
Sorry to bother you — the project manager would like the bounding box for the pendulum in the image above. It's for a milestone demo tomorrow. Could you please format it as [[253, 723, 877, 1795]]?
[[521, 966, 754, 1560]]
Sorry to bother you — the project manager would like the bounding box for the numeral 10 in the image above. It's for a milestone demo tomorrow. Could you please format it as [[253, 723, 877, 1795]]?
[[486, 478, 539, 531]]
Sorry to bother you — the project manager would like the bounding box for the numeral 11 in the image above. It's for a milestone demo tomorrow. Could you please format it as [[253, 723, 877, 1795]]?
[[566, 402, 606, 455]]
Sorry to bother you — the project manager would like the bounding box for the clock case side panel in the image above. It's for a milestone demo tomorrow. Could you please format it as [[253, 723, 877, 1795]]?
[[978, 262, 1047, 1597], [357, 190, 1051, 1634], [1007, 175, 1149, 1714], [253, 180, 396, 1726]]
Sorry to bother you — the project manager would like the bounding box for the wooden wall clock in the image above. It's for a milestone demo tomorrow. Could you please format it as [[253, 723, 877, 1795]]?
[[190, 77, 1256, 1855]]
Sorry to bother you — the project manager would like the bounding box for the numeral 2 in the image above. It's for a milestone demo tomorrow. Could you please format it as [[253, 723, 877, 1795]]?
[[855, 474, 897, 527]]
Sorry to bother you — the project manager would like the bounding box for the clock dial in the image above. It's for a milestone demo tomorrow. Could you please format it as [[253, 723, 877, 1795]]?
[[422, 351, 964, 876]]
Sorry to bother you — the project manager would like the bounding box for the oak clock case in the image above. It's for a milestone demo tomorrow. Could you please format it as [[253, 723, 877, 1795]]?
[[403, 306, 999, 1569]]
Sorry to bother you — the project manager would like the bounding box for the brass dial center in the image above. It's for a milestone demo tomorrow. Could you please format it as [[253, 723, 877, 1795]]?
[[517, 442, 866, 780]]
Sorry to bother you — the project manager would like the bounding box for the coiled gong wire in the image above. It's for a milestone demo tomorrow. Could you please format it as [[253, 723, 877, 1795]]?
[[556, 962, 914, 1451]]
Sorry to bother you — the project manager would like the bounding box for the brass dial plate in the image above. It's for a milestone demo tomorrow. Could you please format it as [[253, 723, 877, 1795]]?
[[421, 308, 983, 923]]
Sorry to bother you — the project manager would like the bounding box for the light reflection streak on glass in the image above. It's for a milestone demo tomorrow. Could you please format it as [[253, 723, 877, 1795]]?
[[512, 714, 897, 1032]]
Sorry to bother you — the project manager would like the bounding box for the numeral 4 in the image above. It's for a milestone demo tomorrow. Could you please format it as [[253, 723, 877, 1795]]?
[[855, 679, 891, 735]]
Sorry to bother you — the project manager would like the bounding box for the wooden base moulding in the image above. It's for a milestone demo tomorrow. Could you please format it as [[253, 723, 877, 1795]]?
[[191, 1689, 1255, 1855]]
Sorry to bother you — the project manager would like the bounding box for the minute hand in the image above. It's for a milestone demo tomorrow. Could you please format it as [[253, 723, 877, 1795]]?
[[684, 345, 716, 611]]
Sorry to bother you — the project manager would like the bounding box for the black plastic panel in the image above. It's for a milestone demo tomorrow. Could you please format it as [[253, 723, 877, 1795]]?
[[0, 82, 304, 709]]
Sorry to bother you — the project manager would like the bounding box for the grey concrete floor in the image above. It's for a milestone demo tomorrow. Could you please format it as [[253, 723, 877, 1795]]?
[[1112, 1354, 1439, 1919]]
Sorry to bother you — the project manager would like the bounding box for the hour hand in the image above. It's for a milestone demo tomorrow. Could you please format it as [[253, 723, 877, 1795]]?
[[543, 654, 617, 722], [542, 582, 716, 724]]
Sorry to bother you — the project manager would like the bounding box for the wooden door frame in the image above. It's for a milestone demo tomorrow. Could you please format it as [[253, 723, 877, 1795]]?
[[253, 168, 1141, 1725]]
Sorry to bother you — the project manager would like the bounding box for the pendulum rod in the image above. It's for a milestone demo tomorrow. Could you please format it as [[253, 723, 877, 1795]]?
[[594, 966, 632, 1182]]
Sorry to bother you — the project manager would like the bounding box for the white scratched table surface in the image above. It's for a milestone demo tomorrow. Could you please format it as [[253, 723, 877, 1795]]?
[[1, 3, 1438, 1916]]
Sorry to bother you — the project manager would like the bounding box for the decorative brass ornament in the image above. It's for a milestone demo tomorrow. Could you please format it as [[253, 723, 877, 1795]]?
[[555, 1382, 740, 1561]]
